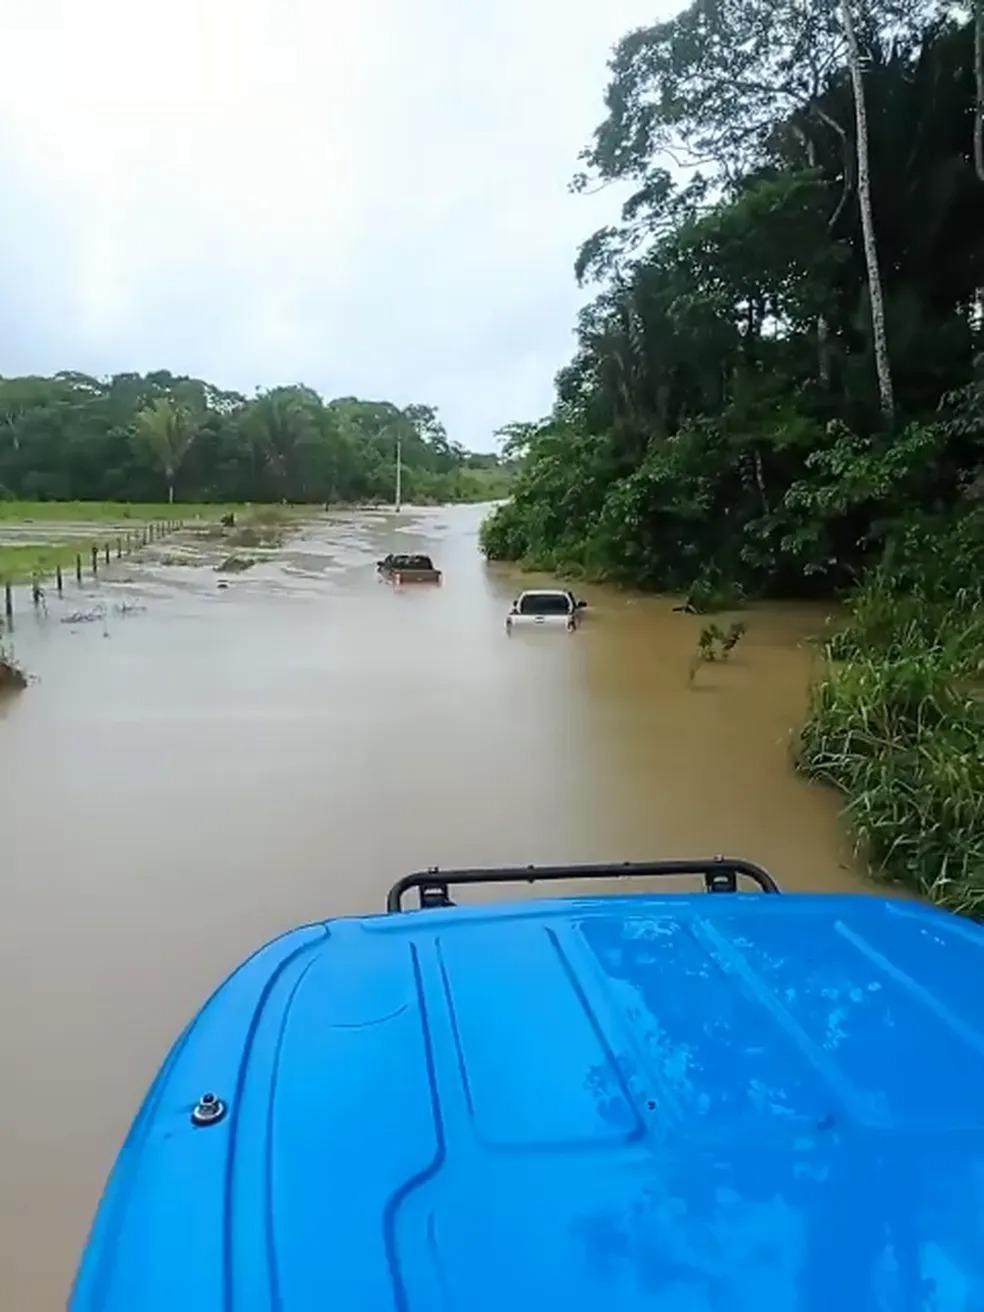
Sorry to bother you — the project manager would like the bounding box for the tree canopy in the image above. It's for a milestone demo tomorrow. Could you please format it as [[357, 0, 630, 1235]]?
[[0, 371, 508, 505], [485, 3, 984, 596]]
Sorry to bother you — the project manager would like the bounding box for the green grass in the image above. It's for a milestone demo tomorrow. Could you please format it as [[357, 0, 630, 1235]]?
[[0, 541, 95, 584], [799, 547, 984, 915], [0, 500, 234, 523], [0, 502, 300, 583], [0, 501, 227, 583]]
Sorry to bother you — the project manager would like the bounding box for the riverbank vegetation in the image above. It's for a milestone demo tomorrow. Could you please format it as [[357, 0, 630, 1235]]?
[[483, 0, 984, 908], [801, 511, 984, 912], [0, 374, 510, 506]]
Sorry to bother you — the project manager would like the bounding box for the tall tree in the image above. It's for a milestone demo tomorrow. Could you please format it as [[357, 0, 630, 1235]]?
[[975, 0, 984, 182], [840, 0, 895, 422], [241, 387, 321, 499], [577, 0, 941, 419], [133, 398, 198, 503]]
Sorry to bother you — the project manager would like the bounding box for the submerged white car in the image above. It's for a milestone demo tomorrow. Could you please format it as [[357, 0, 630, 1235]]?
[[505, 589, 586, 632]]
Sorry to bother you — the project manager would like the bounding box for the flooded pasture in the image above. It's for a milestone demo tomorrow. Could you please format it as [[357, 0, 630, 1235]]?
[[0, 503, 874, 1307]]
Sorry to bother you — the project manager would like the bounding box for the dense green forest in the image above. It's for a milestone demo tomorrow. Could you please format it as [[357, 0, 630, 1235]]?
[[0, 372, 509, 505], [484, 0, 984, 908]]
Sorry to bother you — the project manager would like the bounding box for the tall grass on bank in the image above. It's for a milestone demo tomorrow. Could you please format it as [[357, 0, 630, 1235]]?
[[800, 517, 984, 914]]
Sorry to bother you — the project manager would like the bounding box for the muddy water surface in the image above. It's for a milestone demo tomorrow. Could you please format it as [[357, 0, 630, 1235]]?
[[0, 504, 873, 1307]]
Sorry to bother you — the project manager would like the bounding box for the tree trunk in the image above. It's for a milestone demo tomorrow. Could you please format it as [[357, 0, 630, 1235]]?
[[752, 448, 769, 513], [975, 0, 984, 184], [800, 128, 835, 386], [817, 315, 832, 386], [744, 298, 757, 364], [840, 0, 894, 425], [167, 475, 175, 505]]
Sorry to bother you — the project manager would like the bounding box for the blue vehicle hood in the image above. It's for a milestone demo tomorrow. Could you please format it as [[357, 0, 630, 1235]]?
[[74, 893, 984, 1310]]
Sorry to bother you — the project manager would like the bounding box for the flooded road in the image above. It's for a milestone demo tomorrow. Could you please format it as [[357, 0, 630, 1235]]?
[[0, 504, 873, 1307]]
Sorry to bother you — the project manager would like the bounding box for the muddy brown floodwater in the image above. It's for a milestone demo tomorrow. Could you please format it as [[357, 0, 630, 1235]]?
[[0, 503, 877, 1308]]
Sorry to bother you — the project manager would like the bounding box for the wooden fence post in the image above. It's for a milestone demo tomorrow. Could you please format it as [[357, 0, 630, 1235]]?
[[117, 537, 122, 559], [104, 543, 110, 565], [56, 565, 63, 595], [91, 545, 98, 575], [76, 554, 82, 583], [4, 583, 11, 620]]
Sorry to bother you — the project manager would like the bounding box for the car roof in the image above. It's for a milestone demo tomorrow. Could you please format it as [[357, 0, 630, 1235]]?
[[75, 892, 984, 1309], [517, 588, 571, 597]]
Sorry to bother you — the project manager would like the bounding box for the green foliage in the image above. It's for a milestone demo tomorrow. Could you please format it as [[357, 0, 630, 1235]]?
[[134, 398, 199, 502], [684, 574, 746, 614], [698, 620, 747, 661], [0, 372, 503, 506], [481, 425, 617, 570], [800, 512, 984, 912], [688, 620, 748, 683], [486, 9, 984, 594], [483, 4, 984, 907]]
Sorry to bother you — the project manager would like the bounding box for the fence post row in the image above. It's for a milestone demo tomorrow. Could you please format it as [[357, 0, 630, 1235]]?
[[1, 519, 187, 617]]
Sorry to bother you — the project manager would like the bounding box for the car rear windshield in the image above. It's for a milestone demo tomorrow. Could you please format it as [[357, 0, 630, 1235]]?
[[519, 593, 571, 615], [392, 555, 433, 569]]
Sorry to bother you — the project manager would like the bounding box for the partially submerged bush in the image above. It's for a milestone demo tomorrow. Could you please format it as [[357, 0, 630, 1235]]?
[[697, 620, 746, 662], [215, 555, 255, 573], [689, 621, 747, 683], [230, 525, 283, 549], [245, 505, 292, 527]]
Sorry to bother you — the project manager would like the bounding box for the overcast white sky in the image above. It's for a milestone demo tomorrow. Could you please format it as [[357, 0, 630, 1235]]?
[[0, 0, 672, 449]]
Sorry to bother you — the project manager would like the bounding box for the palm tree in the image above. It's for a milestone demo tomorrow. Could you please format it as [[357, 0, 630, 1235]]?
[[134, 398, 198, 503], [241, 387, 320, 500], [840, 0, 895, 424]]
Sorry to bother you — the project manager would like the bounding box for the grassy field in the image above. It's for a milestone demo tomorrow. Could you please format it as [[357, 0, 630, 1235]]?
[[0, 540, 95, 583], [0, 501, 237, 583], [0, 500, 234, 523]]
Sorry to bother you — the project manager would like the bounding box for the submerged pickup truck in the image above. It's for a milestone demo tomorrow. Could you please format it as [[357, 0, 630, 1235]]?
[[506, 588, 586, 632], [377, 553, 443, 584]]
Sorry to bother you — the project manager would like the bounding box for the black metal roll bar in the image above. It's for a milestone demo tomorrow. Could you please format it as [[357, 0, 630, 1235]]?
[[386, 856, 780, 912]]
